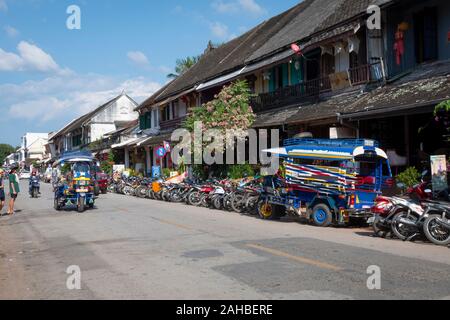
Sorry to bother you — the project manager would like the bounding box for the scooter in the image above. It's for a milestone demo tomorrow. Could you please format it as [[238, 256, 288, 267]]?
[[29, 175, 40, 198], [422, 202, 450, 246]]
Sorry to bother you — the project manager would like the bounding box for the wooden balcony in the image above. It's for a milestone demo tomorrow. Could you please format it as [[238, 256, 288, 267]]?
[[160, 117, 186, 131], [250, 62, 385, 113]]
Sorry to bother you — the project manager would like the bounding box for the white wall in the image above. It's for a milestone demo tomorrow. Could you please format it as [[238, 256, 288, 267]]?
[[91, 95, 138, 124], [91, 123, 117, 142]]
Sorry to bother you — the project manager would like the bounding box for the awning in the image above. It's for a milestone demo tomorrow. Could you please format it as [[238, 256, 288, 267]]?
[[197, 67, 247, 91], [141, 133, 173, 147], [243, 49, 294, 75], [112, 137, 142, 149], [153, 87, 196, 108]]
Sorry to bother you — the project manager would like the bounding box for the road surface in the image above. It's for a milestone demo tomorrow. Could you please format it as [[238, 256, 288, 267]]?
[[1, 181, 449, 300]]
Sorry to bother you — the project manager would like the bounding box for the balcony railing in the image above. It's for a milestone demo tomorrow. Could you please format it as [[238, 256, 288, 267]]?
[[250, 62, 385, 113], [160, 117, 186, 131]]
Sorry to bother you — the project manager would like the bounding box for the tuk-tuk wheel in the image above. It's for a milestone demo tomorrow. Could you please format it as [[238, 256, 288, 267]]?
[[77, 198, 85, 213], [258, 202, 284, 220], [311, 204, 333, 227], [54, 198, 61, 211]]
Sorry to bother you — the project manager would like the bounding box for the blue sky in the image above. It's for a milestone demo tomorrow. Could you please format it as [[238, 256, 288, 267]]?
[[0, 0, 299, 146]]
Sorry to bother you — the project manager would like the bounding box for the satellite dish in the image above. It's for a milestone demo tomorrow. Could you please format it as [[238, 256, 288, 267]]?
[[291, 43, 302, 55]]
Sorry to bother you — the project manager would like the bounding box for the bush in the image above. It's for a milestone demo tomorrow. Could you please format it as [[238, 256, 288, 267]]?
[[396, 167, 421, 189], [162, 168, 171, 178], [228, 164, 255, 180]]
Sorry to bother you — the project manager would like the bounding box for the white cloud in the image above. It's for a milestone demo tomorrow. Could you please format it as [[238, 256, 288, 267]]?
[[0, 0, 7, 12], [0, 41, 68, 74], [212, 1, 238, 14], [0, 73, 161, 124], [4, 25, 19, 37], [0, 48, 23, 71], [238, 0, 266, 16], [212, 0, 266, 16], [210, 22, 230, 39], [17, 41, 60, 72], [127, 51, 149, 67]]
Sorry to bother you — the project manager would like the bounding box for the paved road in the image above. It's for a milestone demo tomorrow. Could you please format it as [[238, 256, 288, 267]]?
[[1, 181, 449, 300]]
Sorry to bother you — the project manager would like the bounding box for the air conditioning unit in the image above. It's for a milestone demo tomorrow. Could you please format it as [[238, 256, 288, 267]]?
[[330, 127, 356, 139]]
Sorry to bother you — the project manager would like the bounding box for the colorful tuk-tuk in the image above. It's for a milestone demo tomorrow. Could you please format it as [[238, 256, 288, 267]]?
[[53, 151, 97, 213], [260, 138, 392, 227]]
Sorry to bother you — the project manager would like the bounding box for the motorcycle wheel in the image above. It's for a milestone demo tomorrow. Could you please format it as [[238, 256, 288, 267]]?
[[223, 194, 233, 211], [107, 185, 115, 193], [123, 186, 135, 197], [257, 201, 284, 220], [135, 186, 148, 198], [372, 216, 392, 238], [231, 194, 245, 213], [170, 190, 183, 203], [32, 188, 38, 198], [391, 211, 418, 241], [212, 195, 223, 210], [423, 215, 450, 246], [188, 191, 203, 206]]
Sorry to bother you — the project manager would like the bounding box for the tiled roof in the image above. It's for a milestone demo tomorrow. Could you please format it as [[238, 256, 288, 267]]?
[[152, 0, 314, 103], [340, 60, 450, 117]]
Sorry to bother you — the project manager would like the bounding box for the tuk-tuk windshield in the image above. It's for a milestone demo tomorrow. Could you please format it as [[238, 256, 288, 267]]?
[[73, 162, 91, 174]]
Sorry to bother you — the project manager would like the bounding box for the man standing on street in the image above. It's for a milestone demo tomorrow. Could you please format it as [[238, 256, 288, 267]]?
[[0, 169, 5, 215], [7, 166, 20, 216]]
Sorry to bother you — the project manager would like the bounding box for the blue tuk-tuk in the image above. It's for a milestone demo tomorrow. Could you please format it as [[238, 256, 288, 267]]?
[[53, 151, 97, 213], [260, 138, 392, 227]]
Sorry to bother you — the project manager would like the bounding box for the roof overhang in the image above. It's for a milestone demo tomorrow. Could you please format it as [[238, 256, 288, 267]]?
[[197, 67, 247, 91]]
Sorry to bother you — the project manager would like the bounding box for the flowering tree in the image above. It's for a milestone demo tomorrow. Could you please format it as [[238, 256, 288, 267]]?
[[184, 80, 255, 134], [182, 80, 256, 177]]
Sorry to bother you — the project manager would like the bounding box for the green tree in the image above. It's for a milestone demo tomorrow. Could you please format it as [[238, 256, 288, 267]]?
[[183, 80, 256, 178], [0, 144, 15, 165], [435, 100, 450, 142], [184, 80, 255, 133], [100, 151, 115, 175], [167, 56, 201, 79]]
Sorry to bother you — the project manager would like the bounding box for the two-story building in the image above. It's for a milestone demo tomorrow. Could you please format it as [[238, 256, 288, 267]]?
[[49, 93, 139, 159], [18, 133, 49, 169], [136, 0, 449, 173]]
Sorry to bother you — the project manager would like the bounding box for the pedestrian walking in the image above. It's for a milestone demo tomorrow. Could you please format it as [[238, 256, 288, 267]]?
[[0, 169, 5, 214], [7, 166, 20, 216]]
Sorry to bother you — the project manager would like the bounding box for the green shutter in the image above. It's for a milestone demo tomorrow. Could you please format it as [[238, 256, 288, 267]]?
[[268, 68, 276, 92], [290, 58, 302, 85], [282, 63, 289, 87], [139, 115, 145, 130]]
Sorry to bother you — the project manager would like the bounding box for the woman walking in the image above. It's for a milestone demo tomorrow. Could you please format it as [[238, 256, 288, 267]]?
[[0, 169, 5, 214], [7, 166, 20, 216]]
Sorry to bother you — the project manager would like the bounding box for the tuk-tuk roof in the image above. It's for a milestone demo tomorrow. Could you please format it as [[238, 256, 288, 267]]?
[[263, 138, 388, 161], [55, 151, 95, 165]]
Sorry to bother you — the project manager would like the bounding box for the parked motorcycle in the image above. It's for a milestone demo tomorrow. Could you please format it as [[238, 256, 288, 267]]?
[[422, 202, 450, 246]]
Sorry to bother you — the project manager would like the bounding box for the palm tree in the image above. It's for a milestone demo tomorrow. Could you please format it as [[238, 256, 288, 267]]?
[[167, 56, 201, 79]]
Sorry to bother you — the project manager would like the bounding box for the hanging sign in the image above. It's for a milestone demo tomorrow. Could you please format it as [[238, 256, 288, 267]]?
[[156, 147, 167, 158], [431, 155, 448, 193], [152, 166, 161, 178], [163, 141, 171, 152]]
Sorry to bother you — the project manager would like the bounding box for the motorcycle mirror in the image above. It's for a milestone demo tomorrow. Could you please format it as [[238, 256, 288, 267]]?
[[397, 183, 405, 189], [421, 170, 428, 177], [424, 189, 432, 194]]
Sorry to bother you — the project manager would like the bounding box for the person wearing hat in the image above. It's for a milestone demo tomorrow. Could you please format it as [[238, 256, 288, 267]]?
[[0, 169, 5, 214], [7, 166, 20, 215]]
